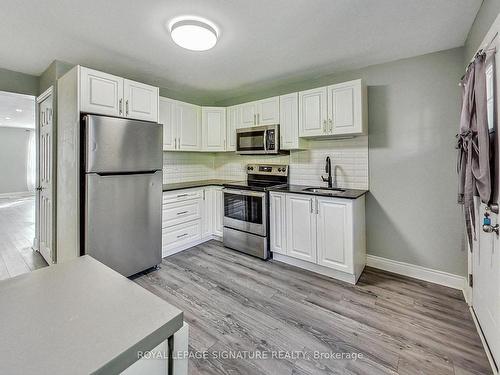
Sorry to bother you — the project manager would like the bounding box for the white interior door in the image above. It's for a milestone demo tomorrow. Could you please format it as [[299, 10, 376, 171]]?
[[472, 31, 500, 366], [37, 88, 54, 264]]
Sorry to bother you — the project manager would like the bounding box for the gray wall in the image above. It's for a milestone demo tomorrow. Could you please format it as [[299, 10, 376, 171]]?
[[464, 0, 500, 63], [0, 67, 38, 96], [0, 127, 29, 194], [218, 48, 466, 276]]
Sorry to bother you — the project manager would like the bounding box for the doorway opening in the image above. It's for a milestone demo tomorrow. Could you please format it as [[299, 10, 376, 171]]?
[[0, 90, 47, 280]]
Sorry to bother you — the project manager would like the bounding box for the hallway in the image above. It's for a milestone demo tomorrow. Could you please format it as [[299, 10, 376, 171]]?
[[0, 195, 47, 280]]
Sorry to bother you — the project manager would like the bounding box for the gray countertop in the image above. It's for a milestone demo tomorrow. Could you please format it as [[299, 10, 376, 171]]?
[[0, 256, 183, 375], [268, 184, 368, 199], [163, 179, 242, 191]]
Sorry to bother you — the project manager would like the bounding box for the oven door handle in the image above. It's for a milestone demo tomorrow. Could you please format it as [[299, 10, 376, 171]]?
[[222, 188, 266, 198]]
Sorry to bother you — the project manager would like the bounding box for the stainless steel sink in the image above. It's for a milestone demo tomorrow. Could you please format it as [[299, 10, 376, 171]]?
[[303, 187, 346, 194]]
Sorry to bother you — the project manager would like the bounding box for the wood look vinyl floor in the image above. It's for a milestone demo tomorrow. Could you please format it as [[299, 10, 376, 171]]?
[[0, 195, 47, 280], [135, 241, 492, 375]]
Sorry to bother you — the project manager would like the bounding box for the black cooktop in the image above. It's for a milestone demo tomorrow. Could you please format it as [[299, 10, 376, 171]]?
[[223, 180, 288, 192]]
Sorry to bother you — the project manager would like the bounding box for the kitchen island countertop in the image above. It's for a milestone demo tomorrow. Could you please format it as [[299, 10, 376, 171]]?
[[0, 255, 183, 375]]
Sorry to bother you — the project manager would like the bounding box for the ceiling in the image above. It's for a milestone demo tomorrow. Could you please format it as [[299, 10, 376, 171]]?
[[0, 91, 35, 129], [1, 0, 481, 103]]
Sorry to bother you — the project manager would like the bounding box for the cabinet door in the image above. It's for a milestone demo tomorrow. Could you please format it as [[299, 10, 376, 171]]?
[[202, 188, 213, 239], [316, 197, 353, 273], [159, 97, 177, 150], [240, 102, 258, 127], [226, 105, 240, 151], [270, 193, 286, 255], [299, 87, 328, 137], [213, 188, 223, 237], [327, 80, 363, 135], [123, 79, 159, 122], [176, 102, 202, 151], [257, 96, 279, 125], [202, 107, 226, 151], [286, 194, 316, 263], [80, 67, 123, 117], [279, 93, 299, 150]]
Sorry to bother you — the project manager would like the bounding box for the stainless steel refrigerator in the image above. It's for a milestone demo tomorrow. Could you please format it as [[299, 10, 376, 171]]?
[[83, 114, 163, 277]]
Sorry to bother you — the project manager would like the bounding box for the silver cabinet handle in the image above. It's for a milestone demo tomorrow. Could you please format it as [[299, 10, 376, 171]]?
[[323, 120, 327, 133], [125, 100, 129, 116], [176, 211, 188, 215], [310, 198, 313, 213], [257, 113, 260, 124], [177, 193, 189, 198], [254, 114, 256, 125], [119, 99, 123, 115], [316, 199, 319, 214], [329, 118, 333, 133], [224, 139, 226, 149], [203, 190, 206, 200], [176, 233, 188, 239], [174, 138, 177, 149]]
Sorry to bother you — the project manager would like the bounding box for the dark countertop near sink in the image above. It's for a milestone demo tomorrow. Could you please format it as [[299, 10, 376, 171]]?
[[163, 179, 242, 192], [268, 184, 368, 199]]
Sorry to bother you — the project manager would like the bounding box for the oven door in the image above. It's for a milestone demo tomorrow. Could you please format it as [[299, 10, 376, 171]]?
[[223, 189, 267, 236]]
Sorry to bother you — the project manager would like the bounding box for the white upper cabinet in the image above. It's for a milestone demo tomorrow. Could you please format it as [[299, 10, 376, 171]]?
[[298, 87, 328, 137], [176, 102, 202, 151], [299, 80, 366, 137], [202, 107, 226, 151], [286, 194, 317, 263], [80, 67, 123, 117], [327, 80, 365, 136], [80, 66, 159, 122], [123, 79, 159, 122], [316, 197, 353, 273], [226, 105, 240, 151], [257, 96, 280, 125], [159, 97, 177, 150], [240, 102, 258, 127], [279, 93, 308, 150], [239, 96, 280, 127]]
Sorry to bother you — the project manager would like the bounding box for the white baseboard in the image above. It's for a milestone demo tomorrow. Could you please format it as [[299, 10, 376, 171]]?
[[162, 235, 222, 258], [273, 253, 358, 284], [366, 254, 467, 291]]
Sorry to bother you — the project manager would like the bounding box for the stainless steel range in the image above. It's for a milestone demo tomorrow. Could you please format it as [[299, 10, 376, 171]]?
[[222, 164, 289, 259]]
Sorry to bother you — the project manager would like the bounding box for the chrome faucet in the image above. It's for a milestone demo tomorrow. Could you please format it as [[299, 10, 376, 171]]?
[[321, 156, 333, 188]]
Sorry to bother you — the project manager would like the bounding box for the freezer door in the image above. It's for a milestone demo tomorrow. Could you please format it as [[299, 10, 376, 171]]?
[[85, 171, 162, 277], [85, 114, 162, 173]]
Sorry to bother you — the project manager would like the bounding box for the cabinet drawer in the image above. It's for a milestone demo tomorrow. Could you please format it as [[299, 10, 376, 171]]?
[[163, 189, 202, 204], [162, 220, 201, 252], [162, 199, 201, 228]]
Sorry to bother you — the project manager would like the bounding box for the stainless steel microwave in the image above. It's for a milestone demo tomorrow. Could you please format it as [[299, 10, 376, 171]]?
[[236, 125, 279, 154]]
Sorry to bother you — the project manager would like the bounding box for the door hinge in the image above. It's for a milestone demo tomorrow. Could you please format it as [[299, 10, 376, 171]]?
[[468, 274, 473, 288]]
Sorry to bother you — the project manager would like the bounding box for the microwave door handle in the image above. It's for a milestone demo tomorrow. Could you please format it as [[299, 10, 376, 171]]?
[[263, 130, 267, 151]]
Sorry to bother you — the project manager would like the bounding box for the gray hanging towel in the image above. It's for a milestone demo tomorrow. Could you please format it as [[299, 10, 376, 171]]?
[[457, 52, 491, 249]]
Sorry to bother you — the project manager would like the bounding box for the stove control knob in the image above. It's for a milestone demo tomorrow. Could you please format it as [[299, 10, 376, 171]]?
[[278, 168, 282, 172]]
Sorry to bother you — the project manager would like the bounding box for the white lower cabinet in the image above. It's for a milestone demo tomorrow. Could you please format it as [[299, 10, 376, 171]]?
[[162, 187, 224, 257], [286, 194, 317, 263], [270, 192, 286, 255], [213, 187, 224, 237], [271, 192, 365, 284]]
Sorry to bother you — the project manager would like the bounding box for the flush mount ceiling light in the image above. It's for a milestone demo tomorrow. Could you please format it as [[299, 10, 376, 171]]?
[[169, 16, 219, 51]]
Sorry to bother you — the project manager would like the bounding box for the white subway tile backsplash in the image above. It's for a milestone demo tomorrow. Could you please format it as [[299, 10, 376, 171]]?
[[163, 136, 369, 189]]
